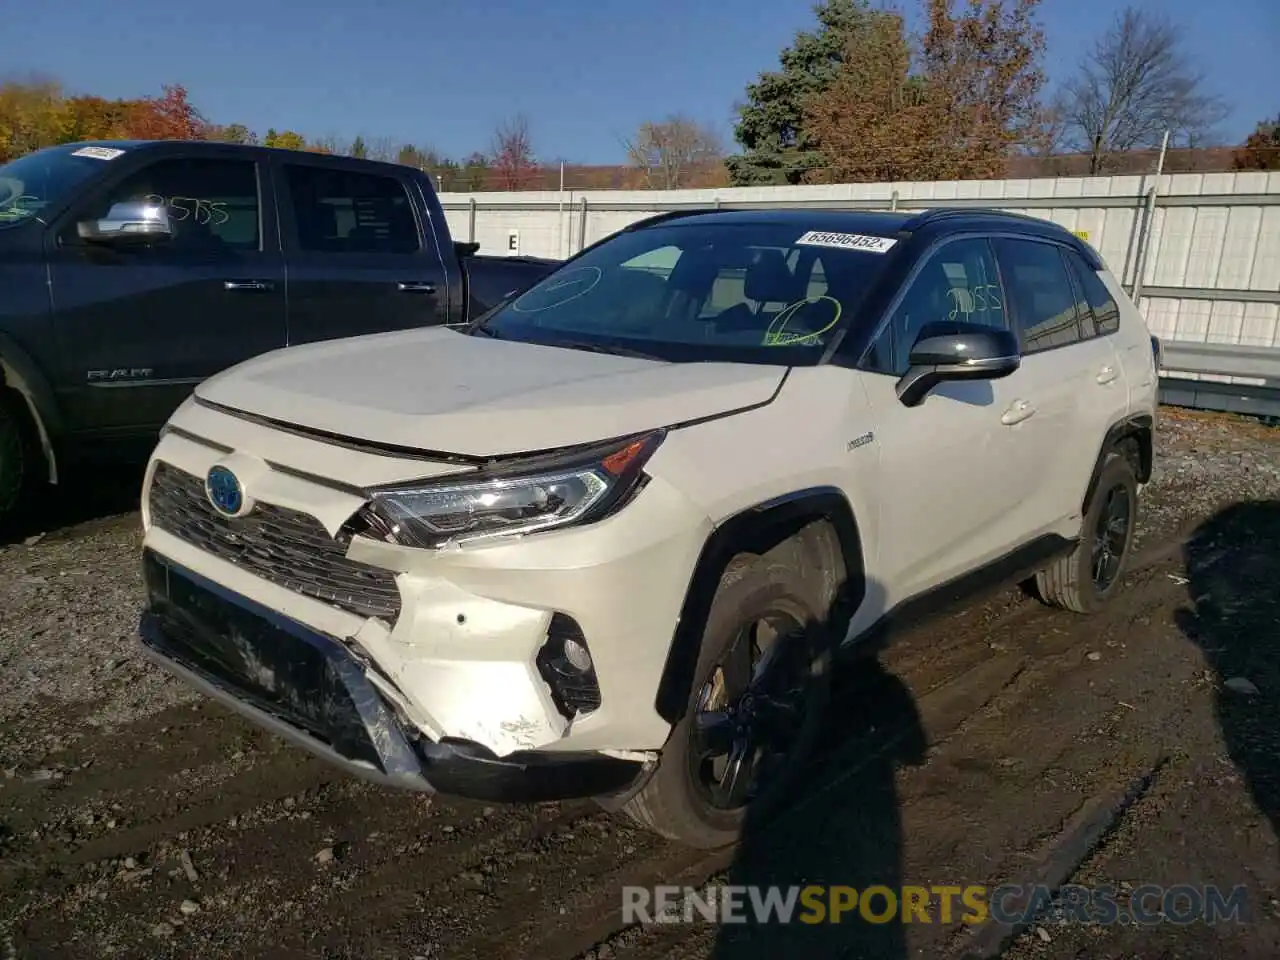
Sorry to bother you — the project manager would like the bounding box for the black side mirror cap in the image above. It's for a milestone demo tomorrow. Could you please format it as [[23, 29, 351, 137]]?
[[896, 323, 1021, 407], [455, 240, 480, 258]]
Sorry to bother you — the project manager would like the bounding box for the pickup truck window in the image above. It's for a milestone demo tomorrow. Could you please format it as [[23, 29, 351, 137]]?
[[69, 158, 261, 251], [0, 145, 121, 228], [283, 164, 420, 255], [473, 220, 892, 366]]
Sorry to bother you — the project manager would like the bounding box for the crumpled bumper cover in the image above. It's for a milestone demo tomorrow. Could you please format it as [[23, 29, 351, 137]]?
[[137, 550, 646, 803]]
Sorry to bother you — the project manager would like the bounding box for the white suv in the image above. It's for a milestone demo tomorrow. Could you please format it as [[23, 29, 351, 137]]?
[[137, 208, 1160, 848]]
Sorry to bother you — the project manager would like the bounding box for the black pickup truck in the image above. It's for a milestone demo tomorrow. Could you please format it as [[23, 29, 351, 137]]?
[[0, 139, 557, 524]]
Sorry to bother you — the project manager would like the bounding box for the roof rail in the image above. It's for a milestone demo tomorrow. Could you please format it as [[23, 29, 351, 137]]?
[[904, 206, 1061, 230]]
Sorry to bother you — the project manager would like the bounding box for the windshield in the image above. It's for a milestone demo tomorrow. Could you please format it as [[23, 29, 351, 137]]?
[[0, 144, 125, 228], [473, 220, 898, 365]]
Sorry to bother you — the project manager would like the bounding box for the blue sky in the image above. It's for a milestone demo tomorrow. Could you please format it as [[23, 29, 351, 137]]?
[[10, 0, 1277, 164]]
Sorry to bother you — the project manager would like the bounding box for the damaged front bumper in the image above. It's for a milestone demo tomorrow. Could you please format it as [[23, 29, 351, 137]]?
[[137, 550, 648, 803]]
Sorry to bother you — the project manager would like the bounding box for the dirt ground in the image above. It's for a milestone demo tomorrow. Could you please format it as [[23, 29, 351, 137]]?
[[1, 406, 1278, 960]]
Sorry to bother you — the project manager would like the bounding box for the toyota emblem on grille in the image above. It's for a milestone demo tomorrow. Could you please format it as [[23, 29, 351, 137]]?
[[206, 465, 246, 518]]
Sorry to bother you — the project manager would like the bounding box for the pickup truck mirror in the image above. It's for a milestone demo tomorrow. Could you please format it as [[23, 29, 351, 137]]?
[[896, 321, 1020, 407], [77, 200, 174, 245], [454, 240, 480, 258]]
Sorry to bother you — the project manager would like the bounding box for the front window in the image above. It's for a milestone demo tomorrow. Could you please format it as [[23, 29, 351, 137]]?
[[472, 220, 897, 364], [0, 144, 126, 228]]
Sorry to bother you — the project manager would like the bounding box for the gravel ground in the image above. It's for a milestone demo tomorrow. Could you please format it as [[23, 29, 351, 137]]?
[[0, 406, 1277, 960]]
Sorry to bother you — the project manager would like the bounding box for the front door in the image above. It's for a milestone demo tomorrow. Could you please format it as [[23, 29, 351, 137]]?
[[274, 158, 448, 346], [856, 235, 1044, 602], [47, 152, 286, 437]]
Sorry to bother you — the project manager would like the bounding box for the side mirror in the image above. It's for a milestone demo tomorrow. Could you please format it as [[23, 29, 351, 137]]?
[[455, 240, 480, 258], [896, 322, 1020, 407], [77, 200, 173, 245]]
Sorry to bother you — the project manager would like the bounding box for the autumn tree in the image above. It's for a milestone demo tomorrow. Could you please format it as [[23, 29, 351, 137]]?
[[0, 77, 69, 161], [263, 128, 307, 151], [123, 84, 207, 140], [916, 0, 1049, 180], [488, 114, 538, 190], [727, 0, 880, 185], [624, 115, 723, 189], [802, 0, 1048, 183], [801, 8, 926, 183], [1234, 114, 1280, 171], [1055, 7, 1229, 173], [207, 122, 258, 145]]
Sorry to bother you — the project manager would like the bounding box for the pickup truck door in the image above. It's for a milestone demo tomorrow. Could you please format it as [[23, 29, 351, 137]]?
[[45, 150, 286, 436], [274, 156, 449, 345]]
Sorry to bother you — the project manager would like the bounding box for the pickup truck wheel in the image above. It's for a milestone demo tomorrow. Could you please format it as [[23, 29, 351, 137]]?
[[0, 396, 37, 528], [619, 555, 832, 849], [1035, 452, 1138, 614]]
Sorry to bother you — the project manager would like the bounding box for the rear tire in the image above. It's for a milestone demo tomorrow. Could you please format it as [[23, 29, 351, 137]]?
[[619, 552, 834, 849], [1035, 452, 1138, 613]]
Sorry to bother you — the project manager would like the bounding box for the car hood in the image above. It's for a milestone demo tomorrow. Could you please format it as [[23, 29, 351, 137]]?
[[194, 328, 786, 457]]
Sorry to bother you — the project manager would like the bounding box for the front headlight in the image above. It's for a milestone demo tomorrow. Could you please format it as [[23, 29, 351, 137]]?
[[359, 430, 665, 549]]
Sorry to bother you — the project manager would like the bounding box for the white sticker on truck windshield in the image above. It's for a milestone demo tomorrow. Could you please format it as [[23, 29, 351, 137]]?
[[70, 146, 126, 160], [795, 230, 897, 253]]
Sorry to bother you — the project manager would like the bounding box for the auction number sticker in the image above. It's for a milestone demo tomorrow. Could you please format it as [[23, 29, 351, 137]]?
[[796, 230, 897, 253], [70, 146, 127, 160]]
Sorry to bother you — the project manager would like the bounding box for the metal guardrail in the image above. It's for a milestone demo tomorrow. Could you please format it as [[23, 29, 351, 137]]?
[[1158, 341, 1280, 419]]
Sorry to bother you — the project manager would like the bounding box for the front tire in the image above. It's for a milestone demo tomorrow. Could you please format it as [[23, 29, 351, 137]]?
[[1035, 452, 1139, 613], [0, 395, 38, 532], [620, 553, 834, 849]]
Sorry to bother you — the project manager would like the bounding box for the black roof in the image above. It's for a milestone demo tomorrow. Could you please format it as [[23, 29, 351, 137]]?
[[620, 204, 1099, 264], [638, 208, 915, 235], [39, 138, 411, 169]]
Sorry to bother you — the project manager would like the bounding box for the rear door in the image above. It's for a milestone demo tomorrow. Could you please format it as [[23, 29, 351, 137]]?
[[46, 149, 286, 436], [992, 236, 1123, 534], [275, 158, 449, 345]]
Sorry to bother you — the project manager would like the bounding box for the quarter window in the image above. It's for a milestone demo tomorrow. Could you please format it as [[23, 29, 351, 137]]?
[[866, 238, 1006, 376], [1064, 247, 1120, 336], [285, 165, 419, 254], [993, 238, 1083, 353], [74, 158, 260, 251]]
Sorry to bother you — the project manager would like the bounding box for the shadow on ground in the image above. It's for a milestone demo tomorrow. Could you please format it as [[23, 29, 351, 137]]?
[[709, 610, 927, 960], [0, 462, 146, 546], [1176, 499, 1280, 844]]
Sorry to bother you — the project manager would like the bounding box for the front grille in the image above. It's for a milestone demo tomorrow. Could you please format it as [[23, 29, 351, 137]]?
[[148, 461, 401, 621]]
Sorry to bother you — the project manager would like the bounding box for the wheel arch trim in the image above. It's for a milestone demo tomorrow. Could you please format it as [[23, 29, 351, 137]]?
[[653, 485, 866, 724], [0, 334, 62, 485], [1083, 412, 1153, 514]]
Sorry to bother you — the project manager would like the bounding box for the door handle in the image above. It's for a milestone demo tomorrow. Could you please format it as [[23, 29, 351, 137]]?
[[1000, 399, 1036, 425], [1096, 364, 1118, 385], [396, 281, 437, 294], [224, 280, 274, 292]]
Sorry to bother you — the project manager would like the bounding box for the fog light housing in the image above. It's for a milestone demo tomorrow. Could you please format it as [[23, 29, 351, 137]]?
[[536, 614, 602, 719]]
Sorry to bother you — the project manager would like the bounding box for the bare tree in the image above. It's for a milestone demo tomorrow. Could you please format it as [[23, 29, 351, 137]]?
[[489, 114, 539, 190], [623, 115, 723, 189], [1056, 6, 1229, 173], [364, 135, 399, 163]]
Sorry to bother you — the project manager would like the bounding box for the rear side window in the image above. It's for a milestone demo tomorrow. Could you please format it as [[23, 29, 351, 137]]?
[[993, 238, 1082, 354], [284, 165, 419, 254], [1064, 248, 1120, 336]]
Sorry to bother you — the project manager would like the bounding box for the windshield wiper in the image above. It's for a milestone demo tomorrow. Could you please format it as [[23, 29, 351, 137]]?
[[547, 339, 668, 362]]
